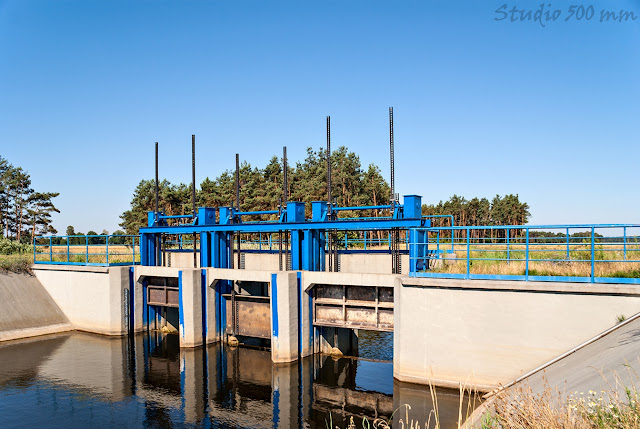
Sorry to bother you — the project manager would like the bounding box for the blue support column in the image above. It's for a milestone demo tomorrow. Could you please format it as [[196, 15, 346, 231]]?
[[141, 234, 149, 266], [198, 208, 216, 268], [409, 228, 428, 273], [302, 230, 313, 271], [287, 202, 306, 271], [291, 230, 301, 270], [311, 202, 328, 272]]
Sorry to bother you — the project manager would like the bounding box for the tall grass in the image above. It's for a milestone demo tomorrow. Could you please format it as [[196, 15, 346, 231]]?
[[327, 380, 483, 429], [430, 246, 640, 279], [482, 381, 640, 428], [0, 253, 32, 273]]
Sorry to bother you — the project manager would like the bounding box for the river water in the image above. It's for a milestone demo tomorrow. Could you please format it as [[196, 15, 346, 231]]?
[[0, 331, 478, 428]]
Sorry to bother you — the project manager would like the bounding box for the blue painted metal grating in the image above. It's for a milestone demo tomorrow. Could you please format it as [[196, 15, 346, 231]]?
[[409, 224, 640, 284]]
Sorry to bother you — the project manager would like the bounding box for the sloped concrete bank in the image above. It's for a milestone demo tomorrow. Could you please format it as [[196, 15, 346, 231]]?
[[32, 265, 131, 336], [0, 271, 73, 342], [1, 265, 132, 342]]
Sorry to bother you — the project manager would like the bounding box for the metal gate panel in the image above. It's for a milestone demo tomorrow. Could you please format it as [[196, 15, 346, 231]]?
[[313, 284, 394, 332], [224, 295, 271, 339], [148, 286, 180, 308]]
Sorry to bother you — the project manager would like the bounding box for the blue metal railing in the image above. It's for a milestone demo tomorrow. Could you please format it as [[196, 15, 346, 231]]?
[[33, 234, 141, 266], [409, 224, 640, 284]]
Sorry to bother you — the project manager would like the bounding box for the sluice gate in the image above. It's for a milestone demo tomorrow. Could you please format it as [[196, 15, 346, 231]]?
[[223, 280, 271, 340], [313, 284, 394, 332], [146, 277, 179, 308]]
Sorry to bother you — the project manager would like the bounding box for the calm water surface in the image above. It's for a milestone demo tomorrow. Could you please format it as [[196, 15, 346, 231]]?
[[0, 331, 477, 428]]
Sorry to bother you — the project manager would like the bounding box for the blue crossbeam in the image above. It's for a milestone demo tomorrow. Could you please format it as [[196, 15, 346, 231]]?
[[331, 205, 393, 211], [235, 210, 280, 216], [140, 217, 422, 235]]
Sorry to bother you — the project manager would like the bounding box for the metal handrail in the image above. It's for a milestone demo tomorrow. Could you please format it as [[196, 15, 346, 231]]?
[[408, 223, 640, 284], [33, 234, 140, 266]]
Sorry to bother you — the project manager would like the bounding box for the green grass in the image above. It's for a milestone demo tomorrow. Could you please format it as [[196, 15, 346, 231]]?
[[0, 253, 32, 273], [608, 270, 640, 279]]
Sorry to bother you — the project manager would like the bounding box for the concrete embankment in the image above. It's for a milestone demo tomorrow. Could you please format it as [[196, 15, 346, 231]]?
[[0, 272, 73, 342], [503, 310, 640, 399], [464, 310, 640, 427]]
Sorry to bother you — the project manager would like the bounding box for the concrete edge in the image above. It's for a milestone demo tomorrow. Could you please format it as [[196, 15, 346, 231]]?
[[393, 372, 495, 394], [205, 268, 273, 285], [32, 264, 110, 274], [72, 325, 128, 337], [302, 271, 397, 291], [0, 323, 75, 343], [400, 276, 640, 296], [482, 309, 640, 400]]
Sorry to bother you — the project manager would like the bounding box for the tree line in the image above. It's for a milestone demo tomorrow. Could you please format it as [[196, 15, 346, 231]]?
[[0, 155, 60, 242], [119, 146, 534, 239], [422, 194, 531, 239], [119, 146, 391, 234]]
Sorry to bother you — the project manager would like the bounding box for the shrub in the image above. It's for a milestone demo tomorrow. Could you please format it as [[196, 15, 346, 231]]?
[[0, 237, 33, 255]]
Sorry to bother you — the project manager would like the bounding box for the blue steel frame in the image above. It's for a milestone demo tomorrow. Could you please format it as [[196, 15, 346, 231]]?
[[139, 195, 428, 271], [409, 224, 640, 284]]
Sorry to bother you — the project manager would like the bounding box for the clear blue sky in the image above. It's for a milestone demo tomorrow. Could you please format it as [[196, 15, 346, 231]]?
[[0, 0, 638, 233]]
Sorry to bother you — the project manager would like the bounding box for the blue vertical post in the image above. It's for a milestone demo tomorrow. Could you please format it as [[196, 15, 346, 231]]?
[[344, 234, 347, 250], [132, 236, 135, 264], [506, 229, 510, 265], [287, 202, 305, 270], [466, 228, 470, 279], [198, 208, 216, 268], [67, 236, 70, 263], [33, 237, 36, 263], [624, 227, 627, 261], [140, 234, 148, 266], [566, 228, 570, 260], [364, 231, 367, 250], [106, 235, 109, 265], [302, 230, 313, 271], [85, 236, 89, 264], [259, 233, 262, 251], [525, 228, 530, 281], [49, 236, 52, 262], [312, 202, 328, 272], [591, 227, 595, 282]]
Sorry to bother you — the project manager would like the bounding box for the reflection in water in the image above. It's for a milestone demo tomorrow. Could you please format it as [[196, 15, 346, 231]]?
[[0, 332, 479, 428]]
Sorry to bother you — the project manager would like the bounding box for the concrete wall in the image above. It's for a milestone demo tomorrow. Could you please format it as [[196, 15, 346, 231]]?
[[165, 250, 409, 274], [33, 265, 131, 336], [394, 277, 640, 391], [0, 272, 71, 341]]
